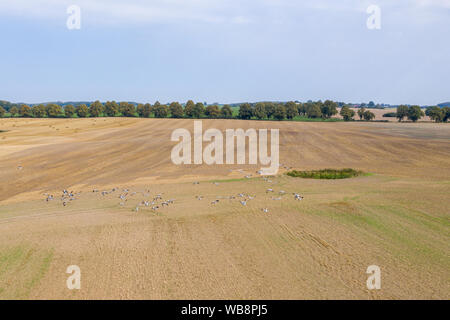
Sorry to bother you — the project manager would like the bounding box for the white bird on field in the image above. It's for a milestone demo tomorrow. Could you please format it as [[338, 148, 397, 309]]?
[[294, 193, 304, 201], [262, 208, 269, 213], [240, 200, 247, 206]]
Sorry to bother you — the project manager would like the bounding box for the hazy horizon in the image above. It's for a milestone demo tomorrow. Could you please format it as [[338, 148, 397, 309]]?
[[2, 99, 449, 108]]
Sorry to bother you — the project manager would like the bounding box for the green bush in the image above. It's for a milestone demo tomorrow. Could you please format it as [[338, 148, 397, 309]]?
[[287, 168, 365, 179], [220, 105, 233, 119]]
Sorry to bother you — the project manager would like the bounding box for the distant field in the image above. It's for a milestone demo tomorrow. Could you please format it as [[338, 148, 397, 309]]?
[[334, 107, 432, 122], [0, 118, 448, 299]]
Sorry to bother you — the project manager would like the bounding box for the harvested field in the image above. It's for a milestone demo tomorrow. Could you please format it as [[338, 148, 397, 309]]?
[[0, 118, 449, 299]]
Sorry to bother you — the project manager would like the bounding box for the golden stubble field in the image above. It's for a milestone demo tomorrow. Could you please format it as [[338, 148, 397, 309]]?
[[0, 118, 449, 299]]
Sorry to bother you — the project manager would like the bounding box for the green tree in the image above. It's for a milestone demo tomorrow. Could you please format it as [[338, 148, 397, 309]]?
[[265, 102, 275, 119], [285, 101, 299, 120], [184, 100, 195, 118], [273, 104, 286, 120], [238, 103, 253, 120], [119, 102, 129, 116], [363, 110, 375, 121], [0, 106, 5, 118], [89, 101, 104, 117], [253, 103, 267, 120], [205, 105, 220, 118], [192, 103, 205, 118], [9, 106, 18, 117], [104, 101, 119, 117], [340, 105, 355, 121], [357, 107, 366, 120], [120, 102, 136, 117], [297, 103, 307, 116], [32, 104, 47, 118], [220, 105, 233, 119], [443, 107, 450, 122], [306, 103, 322, 118], [46, 104, 63, 118], [19, 105, 32, 117], [76, 104, 89, 118], [169, 102, 184, 118], [407, 105, 424, 122], [64, 105, 75, 118], [396, 105, 409, 122], [151, 101, 161, 117], [321, 100, 338, 119], [154, 104, 169, 118], [426, 106, 444, 122], [143, 103, 153, 118], [136, 104, 145, 117]]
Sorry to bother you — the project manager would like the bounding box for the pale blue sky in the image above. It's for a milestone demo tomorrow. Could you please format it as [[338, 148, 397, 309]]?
[[0, 0, 449, 105]]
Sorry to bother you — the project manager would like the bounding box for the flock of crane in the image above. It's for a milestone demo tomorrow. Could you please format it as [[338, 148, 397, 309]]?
[[42, 170, 304, 214]]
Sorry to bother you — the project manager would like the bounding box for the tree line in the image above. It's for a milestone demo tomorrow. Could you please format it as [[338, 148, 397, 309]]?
[[0, 100, 370, 122], [0, 101, 233, 119], [0, 100, 447, 122], [395, 105, 450, 122]]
